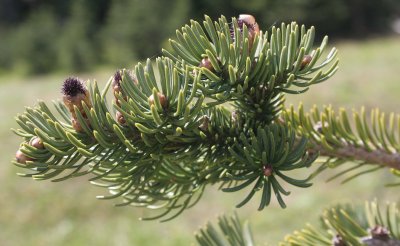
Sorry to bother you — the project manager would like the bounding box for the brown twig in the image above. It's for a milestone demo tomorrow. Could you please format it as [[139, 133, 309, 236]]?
[[310, 142, 400, 170]]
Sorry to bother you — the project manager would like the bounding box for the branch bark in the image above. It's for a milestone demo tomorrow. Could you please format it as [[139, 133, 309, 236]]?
[[310, 142, 400, 170]]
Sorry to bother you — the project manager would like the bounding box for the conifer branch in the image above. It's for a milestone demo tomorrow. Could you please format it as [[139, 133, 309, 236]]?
[[283, 105, 400, 181], [282, 200, 400, 246], [196, 200, 400, 246], [311, 144, 400, 170], [10, 14, 345, 219], [9, 11, 400, 246]]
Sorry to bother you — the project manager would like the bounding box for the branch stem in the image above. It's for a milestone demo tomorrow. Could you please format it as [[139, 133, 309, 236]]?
[[311, 142, 400, 170]]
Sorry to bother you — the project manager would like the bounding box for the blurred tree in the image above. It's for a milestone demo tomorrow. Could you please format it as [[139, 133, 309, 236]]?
[[0, 0, 398, 75], [0, 0, 29, 24], [57, 0, 98, 72], [189, 0, 236, 21], [228, 0, 399, 37], [101, 0, 190, 66], [11, 8, 58, 74]]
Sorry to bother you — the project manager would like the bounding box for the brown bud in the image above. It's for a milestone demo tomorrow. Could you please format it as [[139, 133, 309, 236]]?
[[116, 111, 126, 125], [30, 137, 44, 149], [199, 58, 214, 71], [148, 92, 168, 109], [62, 77, 92, 115], [239, 14, 259, 32], [239, 14, 256, 26], [16, 149, 33, 164], [199, 116, 209, 132], [300, 55, 313, 70], [263, 164, 273, 177], [61, 78, 93, 132], [238, 14, 260, 51]]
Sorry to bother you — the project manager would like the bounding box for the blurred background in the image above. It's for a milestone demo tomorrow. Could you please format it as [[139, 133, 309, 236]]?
[[0, 0, 399, 75], [0, 0, 400, 245]]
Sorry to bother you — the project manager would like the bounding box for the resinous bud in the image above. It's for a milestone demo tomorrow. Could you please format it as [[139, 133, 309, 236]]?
[[237, 14, 260, 50], [148, 92, 168, 109], [263, 164, 273, 177], [15, 149, 33, 164], [300, 55, 313, 70], [62, 77, 92, 115], [29, 137, 44, 149], [61, 77, 93, 132], [116, 111, 126, 125], [199, 58, 214, 72]]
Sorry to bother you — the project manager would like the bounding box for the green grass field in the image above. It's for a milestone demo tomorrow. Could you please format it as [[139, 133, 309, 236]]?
[[0, 36, 399, 246]]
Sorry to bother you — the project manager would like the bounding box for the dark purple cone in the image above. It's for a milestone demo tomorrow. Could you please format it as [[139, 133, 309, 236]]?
[[62, 77, 85, 97]]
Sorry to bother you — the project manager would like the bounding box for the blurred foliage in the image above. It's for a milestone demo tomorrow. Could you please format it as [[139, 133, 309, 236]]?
[[0, 0, 399, 75], [5, 9, 58, 74], [101, 0, 189, 66]]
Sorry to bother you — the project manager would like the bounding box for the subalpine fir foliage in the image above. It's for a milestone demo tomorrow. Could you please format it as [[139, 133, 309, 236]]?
[[12, 14, 400, 244], [197, 200, 400, 245]]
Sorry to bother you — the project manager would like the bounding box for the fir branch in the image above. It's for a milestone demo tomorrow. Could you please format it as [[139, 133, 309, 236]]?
[[311, 143, 400, 170], [196, 200, 400, 246], [283, 105, 400, 182], [282, 200, 400, 246], [11, 14, 339, 219]]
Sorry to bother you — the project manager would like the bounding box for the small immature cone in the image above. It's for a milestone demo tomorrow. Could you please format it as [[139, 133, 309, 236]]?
[[29, 137, 44, 149], [62, 78, 91, 114], [300, 55, 313, 70], [148, 92, 168, 109], [237, 14, 260, 51], [116, 111, 126, 125], [15, 149, 33, 164], [263, 164, 273, 177], [238, 14, 260, 32], [194, 57, 216, 77], [61, 77, 92, 132], [199, 58, 214, 72]]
